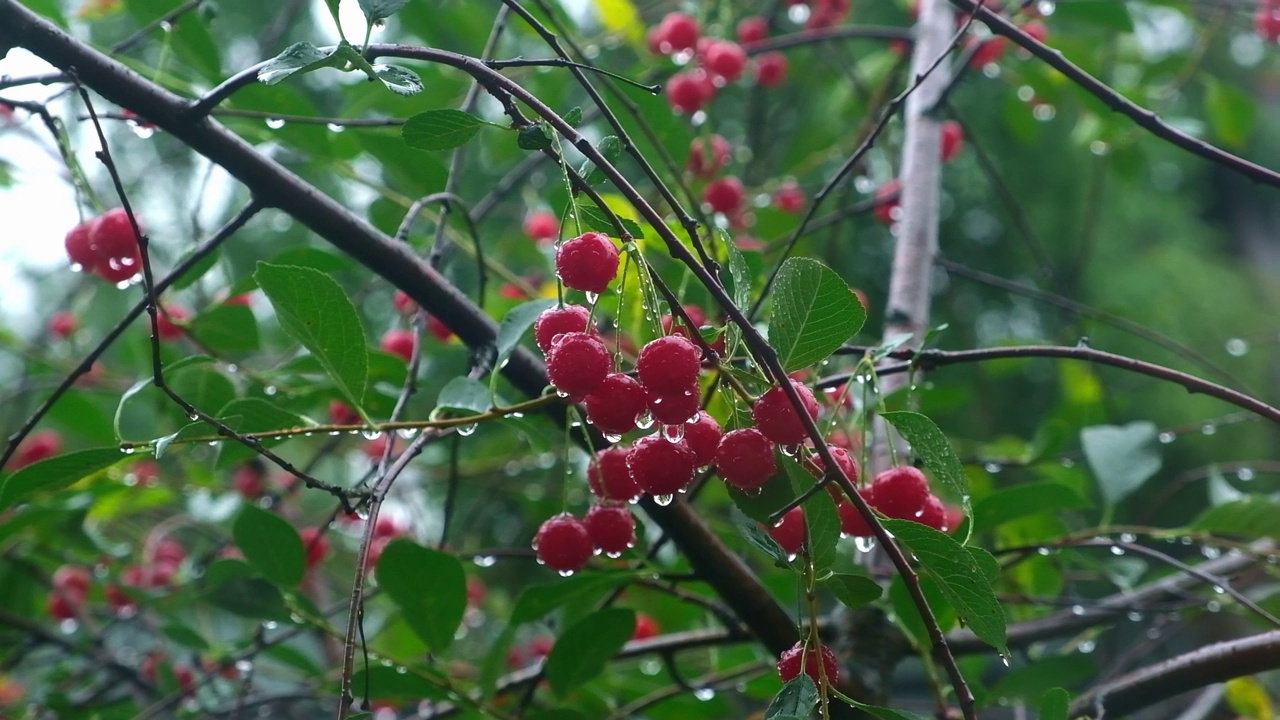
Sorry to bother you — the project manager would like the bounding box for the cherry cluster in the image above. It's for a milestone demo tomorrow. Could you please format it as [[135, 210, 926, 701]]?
[[63, 208, 144, 283], [47, 539, 186, 621], [651, 12, 789, 117]]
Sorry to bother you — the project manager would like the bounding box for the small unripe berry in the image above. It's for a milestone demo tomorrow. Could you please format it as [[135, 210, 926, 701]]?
[[546, 332, 613, 400], [588, 447, 641, 503], [767, 506, 806, 555], [585, 373, 649, 435], [777, 642, 839, 685], [522, 210, 559, 243], [380, 328, 416, 362], [751, 381, 820, 445], [682, 412, 722, 467], [555, 232, 620, 294], [716, 428, 777, 491], [737, 16, 769, 44], [940, 120, 964, 162], [687, 135, 732, 178], [299, 527, 331, 568], [754, 52, 789, 87], [583, 504, 636, 555], [636, 335, 702, 393], [534, 513, 593, 573], [870, 466, 930, 521], [704, 176, 746, 214], [702, 40, 747, 83], [534, 304, 592, 354], [627, 434, 696, 497]]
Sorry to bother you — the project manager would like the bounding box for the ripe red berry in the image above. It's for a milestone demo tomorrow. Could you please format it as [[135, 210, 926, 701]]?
[[64, 221, 97, 271], [467, 576, 486, 607], [627, 434, 696, 497], [105, 584, 135, 613], [380, 328, 416, 362], [155, 305, 187, 342], [767, 506, 806, 555], [392, 290, 417, 315], [703, 40, 747, 83], [737, 16, 769, 44], [773, 182, 806, 214], [546, 332, 613, 400], [873, 179, 901, 225], [646, 387, 701, 426], [967, 36, 1007, 68], [806, 0, 852, 29], [583, 504, 636, 555], [49, 311, 77, 340], [53, 566, 91, 601], [687, 135, 732, 178], [704, 176, 746, 214], [534, 304, 592, 355], [48, 593, 79, 620], [808, 445, 859, 485], [588, 447, 641, 503], [940, 120, 964, 162], [661, 305, 726, 356], [667, 69, 716, 114], [523, 210, 560, 243], [426, 315, 454, 342], [153, 538, 186, 568], [89, 209, 143, 283], [943, 503, 965, 534], [585, 373, 649, 436], [870, 466, 930, 521], [299, 527, 331, 568], [916, 493, 947, 531], [636, 335, 702, 394], [233, 464, 266, 498], [555, 232, 620, 295], [12, 430, 61, 470], [329, 400, 359, 425], [837, 494, 877, 537], [534, 513, 594, 573], [716, 428, 778, 491], [658, 12, 700, 52], [751, 381, 820, 446], [777, 642, 839, 685], [682, 412, 722, 467], [632, 612, 660, 640], [1258, 4, 1280, 41], [1021, 20, 1049, 45], [754, 52, 789, 87]]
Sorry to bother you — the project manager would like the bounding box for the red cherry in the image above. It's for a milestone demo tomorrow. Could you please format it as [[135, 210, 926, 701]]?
[[767, 506, 806, 555], [1020, 20, 1049, 45], [523, 210, 560, 243], [687, 135, 732, 178], [555, 232, 620, 295], [940, 120, 964, 162], [777, 642, 839, 685], [233, 464, 266, 498], [636, 335, 702, 394], [704, 176, 746, 214], [362, 435, 399, 460], [872, 179, 901, 225], [585, 373, 649, 436], [807, 445, 859, 486], [755, 52, 789, 87], [627, 434, 696, 497], [943, 503, 965, 534], [737, 16, 769, 44], [658, 12, 701, 52], [534, 513, 593, 573], [806, 0, 852, 29], [870, 466, 930, 521], [48, 593, 79, 620], [667, 69, 716, 113], [64, 221, 97, 271], [426, 315, 454, 342], [105, 584, 135, 613], [967, 36, 1007, 67], [53, 566, 92, 601], [153, 538, 185, 567], [773, 182, 806, 214], [329, 400, 359, 426], [751, 380, 820, 445], [466, 576, 486, 607], [392, 290, 418, 315], [534, 304, 592, 355], [588, 447, 641, 503], [645, 386, 701, 426], [380, 328, 416, 362], [299, 527, 331, 568], [702, 40, 748, 83], [11, 430, 62, 470], [155, 305, 188, 342], [583, 504, 636, 555], [49, 311, 77, 340], [89, 208, 140, 260], [682, 412, 722, 467], [632, 612, 660, 640], [716, 428, 777, 491], [916, 494, 947, 531], [1258, 4, 1280, 42], [837, 494, 878, 537], [546, 332, 613, 401]]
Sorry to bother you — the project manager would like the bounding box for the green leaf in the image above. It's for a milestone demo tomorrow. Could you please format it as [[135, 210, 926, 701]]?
[[1039, 688, 1071, 720], [1190, 497, 1280, 538], [495, 299, 557, 367], [1204, 78, 1256, 150], [376, 539, 467, 653], [234, 505, 305, 588], [880, 411, 970, 531], [804, 487, 841, 571], [518, 124, 553, 150], [350, 665, 449, 701], [434, 377, 492, 416], [186, 304, 260, 354], [578, 136, 624, 187], [544, 608, 635, 696], [168, 365, 236, 417], [765, 676, 818, 720], [255, 262, 368, 410], [728, 473, 796, 525], [1207, 465, 1244, 506], [1052, 0, 1133, 31], [510, 572, 635, 624], [768, 258, 865, 372], [990, 656, 1095, 703], [564, 107, 584, 126], [889, 571, 954, 649], [215, 398, 312, 468], [257, 42, 336, 85], [1225, 677, 1274, 720], [883, 519, 1007, 656], [373, 64, 424, 96], [849, 702, 931, 720], [1080, 422, 1161, 506], [0, 448, 130, 511], [203, 575, 289, 620], [972, 481, 1092, 530], [824, 573, 882, 608], [571, 201, 645, 239], [357, 0, 408, 22], [731, 506, 791, 565], [402, 109, 486, 151]]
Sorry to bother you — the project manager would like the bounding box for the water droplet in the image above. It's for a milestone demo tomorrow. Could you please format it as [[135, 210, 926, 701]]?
[[1203, 546, 1222, 560], [662, 424, 685, 442], [1060, 457, 1075, 468], [854, 536, 876, 553], [325, 122, 346, 133], [585, 291, 599, 304], [1078, 640, 1096, 654], [473, 555, 496, 567], [1037, 547, 1052, 556], [261, 621, 279, 630], [1212, 584, 1226, 594], [1110, 546, 1125, 556], [129, 123, 155, 139], [458, 423, 478, 437], [1158, 431, 1176, 444], [1126, 611, 1144, 622], [1119, 533, 1137, 544], [605, 550, 622, 558], [1089, 140, 1110, 156], [1000, 654, 1011, 667], [1201, 424, 1217, 435], [653, 494, 674, 506], [983, 462, 1002, 474], [604, 433, 622, 443], [397, 428, 419, 439], [558, 569, 575, 577], [555, 389, 569, 399], [187, 412, 200, 421], [1206, 600, 1222, 613], [362, 430, 382, 440], [1180, 536, 1194, 545], [59, 618, 79, 634], [635, 411, 654, 430], [264, 385, 278, 396], [1225, 338, 1249, 357], [1237, 467, 1255, 481], [1036, 0, 1056, 15], [694, 688, 715, 701], [265, 118, 285, 129], [780, 444, 799, 457], [121, 446, 136, 455], [509, 411, 524, 418], [1070, 605, 1086, 616], [225, 364, 238, 373], [1146, 627, 1161, 639], [641, 659, 661, 676]]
